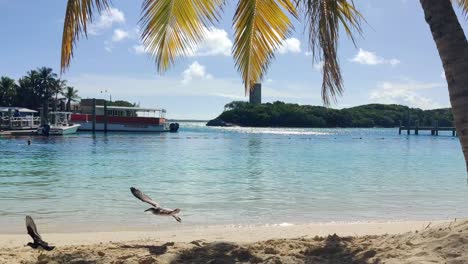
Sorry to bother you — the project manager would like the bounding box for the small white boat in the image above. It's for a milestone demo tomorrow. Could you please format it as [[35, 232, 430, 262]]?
[[37, 112, 80, 135]]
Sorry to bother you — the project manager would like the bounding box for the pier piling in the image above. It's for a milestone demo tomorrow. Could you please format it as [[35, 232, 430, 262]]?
[[399, 120, 456, 136], [92, 98, 96, 132], [104, 100, 108, 133]]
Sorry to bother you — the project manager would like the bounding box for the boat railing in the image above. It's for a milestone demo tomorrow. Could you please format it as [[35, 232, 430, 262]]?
[[0, 116, 40, 129]]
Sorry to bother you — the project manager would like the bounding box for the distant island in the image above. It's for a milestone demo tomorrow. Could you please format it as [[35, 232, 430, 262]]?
[[207, 101, 453, 128]]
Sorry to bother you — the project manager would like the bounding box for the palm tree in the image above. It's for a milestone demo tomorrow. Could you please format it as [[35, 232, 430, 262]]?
[[59, 0, 468, 172], [16, 75, 38, 109], [52, 79, 67, 111], [63, 86, 80, 111], [0, 77, 17, 106], [29, 67, 58, 124]]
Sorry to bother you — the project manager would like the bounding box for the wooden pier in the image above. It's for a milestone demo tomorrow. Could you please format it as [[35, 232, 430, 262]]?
[[398, 120, 457, 136], [0, 129, 37, 136]]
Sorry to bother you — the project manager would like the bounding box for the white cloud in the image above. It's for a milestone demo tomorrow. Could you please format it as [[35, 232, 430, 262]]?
[[132, 44, 147, 55], [186, 27, 232, 57], [182, 61, 213, 84], [369, 81, 444, 109], [277, 38, 301, 54], [441, 71, 446, 80], [89, 8, 125, 35], [351, 48, 400, 66], [112, 29, 129, 42], [305, 51, 312, 57], [104, 41, 113, 53], [313, 61, 324, 71], [68, 74, 318, 104]]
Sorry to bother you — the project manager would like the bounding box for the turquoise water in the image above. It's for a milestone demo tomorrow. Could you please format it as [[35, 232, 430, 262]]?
[[0, 123, 467, 233]]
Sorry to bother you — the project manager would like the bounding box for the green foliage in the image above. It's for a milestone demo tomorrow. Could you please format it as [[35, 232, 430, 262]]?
[[0, 67, 78, 112], [213, 101, 453, 128], [107, 100, 136, 107], [1, 68, 137, 113], [63, 86, 80, 111], [0, 77, 18, 106]]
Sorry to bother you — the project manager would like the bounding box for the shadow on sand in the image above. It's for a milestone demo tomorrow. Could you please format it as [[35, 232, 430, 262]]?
[[16, 234, 382, 264], [170, 242, 263, 264], [169, 235, 380, 264]]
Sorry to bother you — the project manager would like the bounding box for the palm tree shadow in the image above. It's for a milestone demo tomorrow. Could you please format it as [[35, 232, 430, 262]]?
[[303, 234, 380, 264], [41, 251, 98, 264], [170, 242, 263, 264], [119, 242, 174, 255]]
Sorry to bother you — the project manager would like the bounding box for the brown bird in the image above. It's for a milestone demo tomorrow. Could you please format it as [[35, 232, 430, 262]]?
[[25, 216, 55, 251], [130, 187, 182, 223]]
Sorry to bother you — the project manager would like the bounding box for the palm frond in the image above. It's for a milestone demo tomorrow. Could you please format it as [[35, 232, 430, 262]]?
[[298, 0, 363, 105], [233, 0, 297, 94], [61, 0, 110, 73], [140, 0, 223, 73], [456, 0, 468, 16]]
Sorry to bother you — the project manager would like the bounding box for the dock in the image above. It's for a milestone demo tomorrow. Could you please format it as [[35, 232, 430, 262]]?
[[0, 129, 37, 136], [398, 120, 457, 136]]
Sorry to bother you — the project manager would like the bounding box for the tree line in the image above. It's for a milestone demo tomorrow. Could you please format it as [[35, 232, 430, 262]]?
[[210, 101, 453, 128], [0, 67, 80, 113]]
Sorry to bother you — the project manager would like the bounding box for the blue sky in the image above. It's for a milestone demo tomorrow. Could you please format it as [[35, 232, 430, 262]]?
[[0, 0, 465, 119]]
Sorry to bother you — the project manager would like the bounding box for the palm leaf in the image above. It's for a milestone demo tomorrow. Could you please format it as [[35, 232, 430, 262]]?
[[140, 0, 223, 73], [233, 0, 297, 94], [61, 0, 110, 73], [298, 0, 363, 105], [456, 0, 468, 16]]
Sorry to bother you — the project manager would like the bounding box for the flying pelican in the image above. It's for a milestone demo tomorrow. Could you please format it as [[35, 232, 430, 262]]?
[[25, 216, 55, 252], [130, 187, 182, 223]]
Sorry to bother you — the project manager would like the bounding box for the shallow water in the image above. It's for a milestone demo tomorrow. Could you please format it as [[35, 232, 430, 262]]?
[[0, 123, 467, 233]]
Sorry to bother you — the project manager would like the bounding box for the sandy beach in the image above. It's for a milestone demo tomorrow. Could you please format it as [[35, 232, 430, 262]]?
[[1, 219, 466, 263]]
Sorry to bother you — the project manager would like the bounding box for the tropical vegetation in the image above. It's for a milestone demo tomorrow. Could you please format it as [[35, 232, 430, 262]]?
[[107, 100, 138, 107], [208, 101, 453, 128], [60, 0, 468, 171], [63, 86, 80, 111], [0, 67, 79, 121]]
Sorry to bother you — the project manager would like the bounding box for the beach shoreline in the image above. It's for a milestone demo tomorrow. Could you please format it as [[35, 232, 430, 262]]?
[[1, 219, 466, 263], [0, 219, 447, 248]]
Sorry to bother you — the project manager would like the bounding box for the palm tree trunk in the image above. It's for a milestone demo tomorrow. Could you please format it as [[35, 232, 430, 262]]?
[[67, 99, 71, 112], [54, 93, 58, 112], [420, 0, 468, 173]]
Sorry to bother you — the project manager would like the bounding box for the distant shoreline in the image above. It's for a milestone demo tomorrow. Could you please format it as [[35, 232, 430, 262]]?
[[207, 101, 453, 128]]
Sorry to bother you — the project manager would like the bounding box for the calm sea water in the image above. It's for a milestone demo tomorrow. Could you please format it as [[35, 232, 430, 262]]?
[[0, 123, 467, 233]]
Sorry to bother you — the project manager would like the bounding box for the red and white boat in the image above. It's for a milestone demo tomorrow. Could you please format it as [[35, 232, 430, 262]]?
[[71, 104, 179, 132]]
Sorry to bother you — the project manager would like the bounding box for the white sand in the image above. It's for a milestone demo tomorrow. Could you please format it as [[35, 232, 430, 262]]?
[[2, 219, 467, 263], [0, 220, 444, 247]]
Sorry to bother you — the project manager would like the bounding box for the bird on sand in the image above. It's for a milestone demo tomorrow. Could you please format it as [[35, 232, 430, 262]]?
[[25, 216, 55, 252], [130, 187, 182, 223]]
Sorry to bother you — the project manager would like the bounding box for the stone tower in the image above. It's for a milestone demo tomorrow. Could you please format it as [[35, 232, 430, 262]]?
[[249, 83, 261, 104]]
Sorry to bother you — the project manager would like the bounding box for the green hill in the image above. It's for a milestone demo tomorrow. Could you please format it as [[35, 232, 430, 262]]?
[[207, 101, 453, 128]]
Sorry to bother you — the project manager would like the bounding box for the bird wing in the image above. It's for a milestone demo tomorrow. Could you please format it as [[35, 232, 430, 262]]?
[[25, 215, 42, 242], [130, 187, 159, 208]]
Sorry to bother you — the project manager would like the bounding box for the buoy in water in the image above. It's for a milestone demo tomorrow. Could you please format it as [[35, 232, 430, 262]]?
[[169, 123, 179, 133]]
